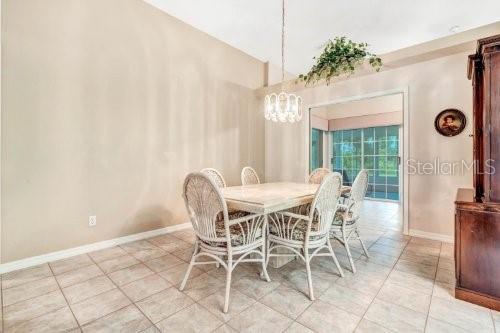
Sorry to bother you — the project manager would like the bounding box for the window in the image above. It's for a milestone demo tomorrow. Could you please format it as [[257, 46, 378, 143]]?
[[310, 128, 324, 171], [331, 125, 399, 200]]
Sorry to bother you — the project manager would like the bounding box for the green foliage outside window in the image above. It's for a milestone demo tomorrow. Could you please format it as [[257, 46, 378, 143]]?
[[331, 125, 399, 200]]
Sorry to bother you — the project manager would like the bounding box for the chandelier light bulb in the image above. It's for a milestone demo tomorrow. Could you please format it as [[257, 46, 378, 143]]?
[[264, 92, 302, 123]]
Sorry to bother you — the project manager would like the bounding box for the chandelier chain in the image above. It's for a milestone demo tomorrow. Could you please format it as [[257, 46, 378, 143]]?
[[263, 0, 302, 123], [281, 0, 285, 83]]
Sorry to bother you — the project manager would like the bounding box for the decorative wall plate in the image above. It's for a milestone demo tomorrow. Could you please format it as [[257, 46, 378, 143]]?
[[434, 108, 466, 137]]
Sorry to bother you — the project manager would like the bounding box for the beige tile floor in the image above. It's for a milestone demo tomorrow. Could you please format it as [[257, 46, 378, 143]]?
[[1, 201, 498, 332]]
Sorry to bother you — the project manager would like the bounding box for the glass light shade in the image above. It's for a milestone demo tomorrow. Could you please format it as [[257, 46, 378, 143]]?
[[264, 92, 303, 123]]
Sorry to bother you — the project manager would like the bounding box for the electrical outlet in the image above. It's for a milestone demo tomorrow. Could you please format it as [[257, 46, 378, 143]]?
[[89, 215, 97, 227]]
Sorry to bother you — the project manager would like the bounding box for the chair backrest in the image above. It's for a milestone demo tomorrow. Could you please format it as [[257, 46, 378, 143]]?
[[241, 166, 260, 185], [308, 172, 342, 235], [308, 168, 332, 184], [183, 172, 228, 242], [348, 169, 369, 218], [200, 168, 227, 188]]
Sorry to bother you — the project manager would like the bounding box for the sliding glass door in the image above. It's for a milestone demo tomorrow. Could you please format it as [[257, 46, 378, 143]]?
[[310, 128, 324, 171], [331, 125, 400, 201]]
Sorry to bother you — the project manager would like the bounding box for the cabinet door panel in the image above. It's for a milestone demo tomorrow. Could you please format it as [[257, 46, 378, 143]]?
[[458, 210, 500, 297]]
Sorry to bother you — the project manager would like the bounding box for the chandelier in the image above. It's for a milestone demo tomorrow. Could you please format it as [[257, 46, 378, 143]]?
[[264, 0, 303, 123]]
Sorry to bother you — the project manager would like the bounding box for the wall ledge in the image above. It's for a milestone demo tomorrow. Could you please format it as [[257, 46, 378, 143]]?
[[0, 223, 192, 274], [255, 21, 500, 97]]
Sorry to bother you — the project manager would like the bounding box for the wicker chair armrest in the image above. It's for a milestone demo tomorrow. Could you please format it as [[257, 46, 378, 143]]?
[[280, 211, 310, 221], [337, 199, 359, 224], [225, 213, 265, 246], [227, 213, 263, 226]]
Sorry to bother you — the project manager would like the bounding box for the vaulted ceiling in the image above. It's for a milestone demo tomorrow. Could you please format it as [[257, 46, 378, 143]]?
[[145, 0, 500, 75]]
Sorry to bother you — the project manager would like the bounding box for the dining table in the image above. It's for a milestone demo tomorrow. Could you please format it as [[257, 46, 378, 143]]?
[[220, 182, 351, 267]]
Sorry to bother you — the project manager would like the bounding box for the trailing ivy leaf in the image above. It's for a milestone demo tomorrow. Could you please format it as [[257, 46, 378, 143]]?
[[300, 37, 382, 85]]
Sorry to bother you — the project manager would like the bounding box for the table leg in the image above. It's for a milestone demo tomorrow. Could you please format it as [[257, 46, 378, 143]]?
[[266, 213, 295, 269]]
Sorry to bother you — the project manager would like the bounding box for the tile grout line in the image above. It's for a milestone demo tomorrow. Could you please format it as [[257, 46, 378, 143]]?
[[349, 230, 396, 331], [1, 269, 57, 291], [6, 236, 237, 330], [57, 236, 196, 330], [210, 323, 228, 333], [493, 311, 498, 333], [82, 236, 219, 329], [198, 299, 248, 333], [223, 207, 400, 332], [421, 242, 442, 332], [47, 261, 81, 332], [49, 248, 162, 329], [85, 253, 159, 331], [1, 265, 99, 318], [199, 264, 293, 331], [196, 283, 257, 333], [1, 275, 4, 333], [287, 231, 390, 333], [264, 231, 387, 333], [424, 248, 489, 332], [351, 230, 410, 332], [493, 309, 498, 333], [54, 264, 105, 290], [64, 263, 201, 329], [0, 261, 96, 296], [1, 263, 89, 330]]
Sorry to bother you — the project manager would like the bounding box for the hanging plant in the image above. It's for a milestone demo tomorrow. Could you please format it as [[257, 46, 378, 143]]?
[[299, 37, 382, 85]]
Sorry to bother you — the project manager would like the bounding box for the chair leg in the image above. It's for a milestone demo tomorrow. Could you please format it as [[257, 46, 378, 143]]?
[[179, 242, 198, 290], [265, 234, 271, 268], [327, 238, 344, 277], [356, 230, 370, 258], [265, 244, 271, 268], [342, 231, 356, 273], [223, 258, 232, 313], [304, 248, 315, 301]]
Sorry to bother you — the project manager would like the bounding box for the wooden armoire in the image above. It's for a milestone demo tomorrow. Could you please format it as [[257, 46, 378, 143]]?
[[455, 34, 500, 310]]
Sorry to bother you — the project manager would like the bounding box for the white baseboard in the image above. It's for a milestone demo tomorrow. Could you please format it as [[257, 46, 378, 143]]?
[[409, 229, 454, 244], [0, 223, 192, 274]]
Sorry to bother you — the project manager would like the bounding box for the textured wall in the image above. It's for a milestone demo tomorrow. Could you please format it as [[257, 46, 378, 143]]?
[[1, 0, 265, 262]]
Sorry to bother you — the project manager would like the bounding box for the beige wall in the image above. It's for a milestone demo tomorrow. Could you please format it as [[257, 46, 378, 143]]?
[[264, 62, 296, 87], [328, 111, 403, 131], [313, 93, 403, 119], [1, 0, 265, 262], [264, 51, 474, 238], [310, 115, 328, 131]]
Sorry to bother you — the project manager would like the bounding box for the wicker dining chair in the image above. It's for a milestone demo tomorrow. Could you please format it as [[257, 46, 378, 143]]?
[[241, 166, 260, 185], [330, 169, 370, 273], [266, 173, 345, 300], [308, 167, 332, 184], [179, 173, 270, 313], [200, 168, 227, 188], [291, 168, 333, 215]]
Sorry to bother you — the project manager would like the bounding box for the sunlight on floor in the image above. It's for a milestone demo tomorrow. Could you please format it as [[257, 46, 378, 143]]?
[[360, 200, 402, 232]]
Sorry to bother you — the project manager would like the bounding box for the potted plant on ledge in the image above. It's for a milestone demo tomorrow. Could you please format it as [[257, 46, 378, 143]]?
[[299, 37, 382, 85]]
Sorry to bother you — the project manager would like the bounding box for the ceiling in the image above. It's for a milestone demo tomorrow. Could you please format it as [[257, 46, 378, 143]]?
[[145, 0, 500, 75]]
